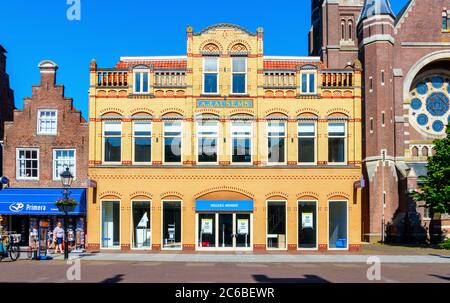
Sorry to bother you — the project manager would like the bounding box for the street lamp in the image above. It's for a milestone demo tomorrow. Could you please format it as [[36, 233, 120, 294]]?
[[60, 167, 74, 261]]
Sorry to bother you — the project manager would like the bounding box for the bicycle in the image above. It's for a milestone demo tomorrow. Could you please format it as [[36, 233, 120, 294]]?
[[0, 234, 21, 262]]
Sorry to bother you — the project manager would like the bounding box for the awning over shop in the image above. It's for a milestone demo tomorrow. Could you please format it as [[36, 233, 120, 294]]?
[[0, 188, 86, 215], [196, 200, 254, 212]]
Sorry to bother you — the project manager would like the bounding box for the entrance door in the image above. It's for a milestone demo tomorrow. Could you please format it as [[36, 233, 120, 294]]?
[[218, 214, 233, 248]]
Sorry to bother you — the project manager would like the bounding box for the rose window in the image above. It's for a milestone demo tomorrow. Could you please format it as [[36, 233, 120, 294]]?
[[409, 75, 450, 135]]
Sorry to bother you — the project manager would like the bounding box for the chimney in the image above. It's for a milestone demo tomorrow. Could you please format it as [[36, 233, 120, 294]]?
[[38, 60, 58, 88]]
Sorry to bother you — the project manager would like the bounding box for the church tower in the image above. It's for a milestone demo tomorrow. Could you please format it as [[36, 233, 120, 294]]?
[[309, 0, 364, 68], [358, 0, 397, 242]]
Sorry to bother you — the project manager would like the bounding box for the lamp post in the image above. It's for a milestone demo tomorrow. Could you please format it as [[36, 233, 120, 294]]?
[[60, 167, 74, 261]]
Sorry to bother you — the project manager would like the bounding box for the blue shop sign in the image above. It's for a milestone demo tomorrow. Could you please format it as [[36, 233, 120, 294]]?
[[196, 200, 254, 212], [0, 188, 86, 215], [197, 99, 253, 108]]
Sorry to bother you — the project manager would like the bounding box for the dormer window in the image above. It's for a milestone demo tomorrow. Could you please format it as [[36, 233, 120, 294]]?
[[133, 66, 150, 94], [300, 72, 316, 94]]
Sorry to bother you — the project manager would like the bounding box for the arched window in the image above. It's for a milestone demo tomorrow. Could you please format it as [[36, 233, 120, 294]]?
[[412, 146, 419, 157], [348, 21, 353, 40], [341, 21, 346, 40]]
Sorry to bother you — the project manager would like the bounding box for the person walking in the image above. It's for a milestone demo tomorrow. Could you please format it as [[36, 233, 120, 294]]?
[[53, 222, 65, 254]]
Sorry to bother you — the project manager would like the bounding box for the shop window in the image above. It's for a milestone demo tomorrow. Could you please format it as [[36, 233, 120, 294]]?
[[162, 201, 182, 249], [163, 121, 182, 164], [133, 121, 152, 163], [203, 57, 219, 94], [231, 119, 252, 163], [235, 214, 251, 248], [53, 149, 76, 181], [301, 72, 316, 94], [132, 201, 151, 249], [198, 213, 216, 247], [267, 120, 286, 164], [267, 201, 287, 249], [133, 68, 150, 94], [102, 201, 120, 248], [298, 122, 316, 164], [37, 109, 57, 135], [298, 201, 317, 249], [103, 121, 122, 163], [328, 122, 346, 164], [197, 119, 219, 163], [16, 148, 39, 180], [328, 201, 348, 249], [231, 57, 247, 94]]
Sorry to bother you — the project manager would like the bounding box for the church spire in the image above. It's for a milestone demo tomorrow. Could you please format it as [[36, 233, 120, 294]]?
[[359, 0, 394, 22]]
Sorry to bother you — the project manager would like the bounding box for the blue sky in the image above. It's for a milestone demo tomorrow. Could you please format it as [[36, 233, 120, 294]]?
[[0, 0, 408, 119]]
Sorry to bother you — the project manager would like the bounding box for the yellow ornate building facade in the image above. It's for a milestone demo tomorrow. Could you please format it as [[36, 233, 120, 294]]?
[[87, 24, 363, 252]]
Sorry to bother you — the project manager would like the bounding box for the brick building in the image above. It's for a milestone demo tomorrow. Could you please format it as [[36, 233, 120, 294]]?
[[0, 45, 15, 175], [87, 24, 363, 253], [310, 0, 450, 242], [0, 60, 88, 249]]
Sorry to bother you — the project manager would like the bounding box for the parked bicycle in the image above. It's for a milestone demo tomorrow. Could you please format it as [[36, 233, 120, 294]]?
[[0, 232, 21, 262]]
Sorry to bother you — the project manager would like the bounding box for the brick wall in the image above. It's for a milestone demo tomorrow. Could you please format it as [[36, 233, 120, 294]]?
[[2, 60, 88, 188]]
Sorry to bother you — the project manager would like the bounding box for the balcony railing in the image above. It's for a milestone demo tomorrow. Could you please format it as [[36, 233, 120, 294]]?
[[263, 72, 296, 88], [154, 71, 186, 87], [97, 70, 128, 87], [321, 71, 354, 88]]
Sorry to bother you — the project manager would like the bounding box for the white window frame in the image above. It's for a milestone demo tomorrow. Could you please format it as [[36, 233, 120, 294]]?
[[297, 121, 317, 165], [328, 121, 347, 165], [161, 200, 183, 251], [102, 120, 122, 164], [267, 120, 287, 165], [163, 120, 183, 165], [300, 72, 317, 94], [297, 200, 319, 250], [130, 200, 152, 250], [16, 148, 39, 180], [230, 119, 253, 165], [133, 69, 150, 94], [100, 199, 122, 250], [381, 70, 385, 86], [52, 149, 76, 181], [37, 109, 58, 135], [202, 57, 219, 95], [132, 120, 153, 165], [196, 119, 219, 165], [230, 57, 247, 95], [266, 200, 288, 251], [327, 200, 349, 251]]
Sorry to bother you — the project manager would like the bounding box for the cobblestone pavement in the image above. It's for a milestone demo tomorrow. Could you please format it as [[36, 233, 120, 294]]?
[[0, 259, 449, 283]]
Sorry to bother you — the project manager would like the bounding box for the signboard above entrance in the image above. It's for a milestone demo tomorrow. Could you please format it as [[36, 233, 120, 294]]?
[[197, 100, 253, 108], [196, 200, 254, 212]]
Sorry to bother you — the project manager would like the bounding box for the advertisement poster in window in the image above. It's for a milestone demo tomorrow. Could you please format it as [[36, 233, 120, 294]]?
[[237, 219, 249, 235], [302, 212, 313, 228], [201, 219, 213, 234]]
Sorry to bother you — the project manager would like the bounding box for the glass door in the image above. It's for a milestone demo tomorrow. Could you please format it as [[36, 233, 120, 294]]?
[[235, 214, 251, 248], [218, 214, 233, 248]]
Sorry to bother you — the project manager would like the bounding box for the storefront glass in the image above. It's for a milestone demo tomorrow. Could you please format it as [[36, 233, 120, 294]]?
[[132, 201, 151, 249], [236, 214, 251, 248], [218, 214, 233, 248], [163, 201, 182, 249], [198, 213, 215, 247], [298, 201, 317, 249], [267, 201, 286, 249], [102, 201, 120, 248], [329, 201, 348, 249]]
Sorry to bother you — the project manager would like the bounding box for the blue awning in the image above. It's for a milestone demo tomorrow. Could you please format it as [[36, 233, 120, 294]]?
[[196, 200, 254, 212], [0, 188, 86, 215]]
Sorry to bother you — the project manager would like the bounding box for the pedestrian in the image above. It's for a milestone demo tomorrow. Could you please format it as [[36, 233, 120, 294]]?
[[53, 222, 64, 254]]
